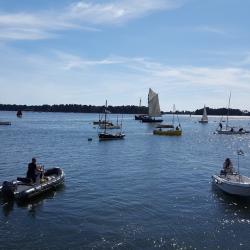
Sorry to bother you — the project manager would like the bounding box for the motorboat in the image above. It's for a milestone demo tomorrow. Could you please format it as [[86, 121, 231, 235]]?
[[0, 167, 64, 200], [212, 173, 250, 196]]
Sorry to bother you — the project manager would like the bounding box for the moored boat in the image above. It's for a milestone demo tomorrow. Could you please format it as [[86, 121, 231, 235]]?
[[153, 128, 181, 136], [0, 167, 64, 200], [0, 121, 11, 125], [153, 105, 182, 136], [98, 100, 125, 141], [199, 105, 208, 123]]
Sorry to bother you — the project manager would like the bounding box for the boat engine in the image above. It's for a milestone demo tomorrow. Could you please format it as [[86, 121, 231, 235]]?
[[2, 181, 16, 199]]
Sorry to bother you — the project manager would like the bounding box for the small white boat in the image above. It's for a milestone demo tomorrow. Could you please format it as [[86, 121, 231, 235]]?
[[212, 173, 250, 196], [199, 105, 208, 123]]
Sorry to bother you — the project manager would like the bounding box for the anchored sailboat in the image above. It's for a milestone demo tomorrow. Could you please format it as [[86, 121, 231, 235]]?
[[98, 101, 125, 141], [199, 105, 208, 123], [141, 88, 163, 123]]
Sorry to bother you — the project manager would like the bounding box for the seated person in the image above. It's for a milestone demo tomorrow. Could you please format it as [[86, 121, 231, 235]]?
[[176, 126, 179, 131], [26, 158, 43, 183], [222, 158, 234, 175], [239, 128, 243, 132]]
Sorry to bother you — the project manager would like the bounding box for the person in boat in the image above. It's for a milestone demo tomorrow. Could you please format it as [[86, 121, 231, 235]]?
[[230, 127, 234, 132], [219, 123, 222, 130], [176, 126, 179, 131], [222, 158, 234, 175], [26, 158, 43, 183], [239, 128, 243, 132]]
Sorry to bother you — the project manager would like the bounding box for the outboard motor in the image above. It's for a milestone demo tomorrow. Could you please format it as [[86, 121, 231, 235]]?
[[2, 181, 16, 199]]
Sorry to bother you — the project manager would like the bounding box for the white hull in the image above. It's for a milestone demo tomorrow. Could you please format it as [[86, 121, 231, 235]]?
[[212, 174, 250, 196]]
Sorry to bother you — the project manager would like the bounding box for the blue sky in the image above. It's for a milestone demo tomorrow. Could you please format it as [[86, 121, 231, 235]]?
[[0, 0, 250, 111]]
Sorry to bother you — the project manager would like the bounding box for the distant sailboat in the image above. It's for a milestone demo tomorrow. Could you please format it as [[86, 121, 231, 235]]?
[[141, 88, 163, 123], [199, 105, 208, 123], [98, 100, 125, 141]]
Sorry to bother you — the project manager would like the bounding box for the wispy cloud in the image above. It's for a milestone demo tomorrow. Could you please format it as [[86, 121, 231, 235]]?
[[1, 47, 250, 109], [0, 0, 183, 41], [67, 0, 182, 25], [194, 25, 226, 35]]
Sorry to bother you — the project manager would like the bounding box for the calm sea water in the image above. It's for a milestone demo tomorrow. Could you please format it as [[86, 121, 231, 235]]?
[[1, 111, 250, 249]]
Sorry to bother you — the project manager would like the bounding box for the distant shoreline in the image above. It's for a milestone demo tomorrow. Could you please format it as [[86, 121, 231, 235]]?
[[0, 104, 249, 116]]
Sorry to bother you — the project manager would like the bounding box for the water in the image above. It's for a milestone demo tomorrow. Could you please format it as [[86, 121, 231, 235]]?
[[1, 111, 250, 249]]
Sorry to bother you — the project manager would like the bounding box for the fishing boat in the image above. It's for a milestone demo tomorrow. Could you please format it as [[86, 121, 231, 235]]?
[[153, 105, 182, 136], [212, 151, 250, 196], [141, 88, 163, 123], [216, 93, 249, 134], [98, 101, 125, 141], [0, 167, 64, 201], [0, 121, 11, 125], [199, 105, 208, 123], [16, 110, 22, 118]]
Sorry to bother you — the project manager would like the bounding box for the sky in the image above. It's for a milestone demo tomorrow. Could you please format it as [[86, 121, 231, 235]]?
[[0, 0, 250, 111]]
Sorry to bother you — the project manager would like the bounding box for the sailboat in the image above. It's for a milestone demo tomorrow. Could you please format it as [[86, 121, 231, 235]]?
[[98, 101, 125, 141], [216, 93, 249, 135], [135, 98, 147, 120], [199, 105, 208, 123], [99, 115, 121, 129], [141, 88, 163, 123], [153, 105, 182, 136]]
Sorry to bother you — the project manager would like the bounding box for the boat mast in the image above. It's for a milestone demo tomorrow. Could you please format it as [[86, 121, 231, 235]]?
[[104, 100, 107, 133], [139, 98, 141, 107], [226, 92, 231, 130], [172, 104, 175, 127]]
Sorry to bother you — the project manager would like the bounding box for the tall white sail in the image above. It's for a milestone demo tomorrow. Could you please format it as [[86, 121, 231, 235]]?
[[201, 105, 208, 122], [148, 88, 161, 117]]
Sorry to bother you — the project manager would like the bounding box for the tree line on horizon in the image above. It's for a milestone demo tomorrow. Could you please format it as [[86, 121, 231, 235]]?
[[0, 104, 249, 116]]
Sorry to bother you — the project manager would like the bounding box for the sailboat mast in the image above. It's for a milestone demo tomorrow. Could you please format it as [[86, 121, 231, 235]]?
[[226, 92, 231, 129], [139, 98, 141, 107], [104, 100, 107, 133]]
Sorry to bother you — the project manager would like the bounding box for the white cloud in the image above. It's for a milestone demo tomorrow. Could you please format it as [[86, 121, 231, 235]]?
[[194, 25, 226, 35], [0, 0, 183, 41], [1, 48, 250, 109], [68, 0, 182, 25]]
